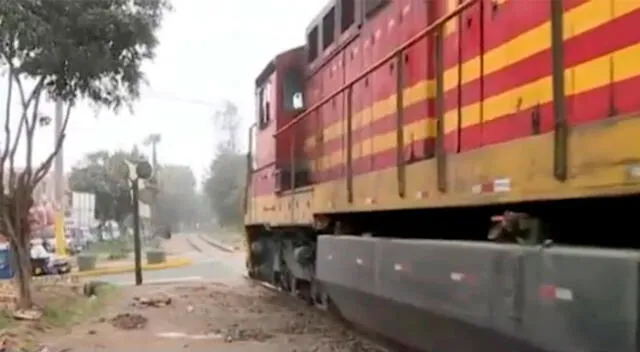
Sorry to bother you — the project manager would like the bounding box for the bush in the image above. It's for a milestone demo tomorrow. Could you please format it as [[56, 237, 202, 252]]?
[[77, 254, 97, 272], [146, 250, 166, 264], [106, 250, 129, 261]]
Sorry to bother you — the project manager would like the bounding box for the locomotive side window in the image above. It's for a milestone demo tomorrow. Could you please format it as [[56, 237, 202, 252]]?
[[257, 82, 271, 129], [322, 7, 336, 50], [340, 0, 355, 32], [283, 68, 305, 111], [307, 26, 319, 63]]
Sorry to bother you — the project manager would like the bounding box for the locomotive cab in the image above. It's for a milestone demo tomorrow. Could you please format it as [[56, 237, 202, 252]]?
[[246, 47, 307, 224], [252, 46, 308, 194]]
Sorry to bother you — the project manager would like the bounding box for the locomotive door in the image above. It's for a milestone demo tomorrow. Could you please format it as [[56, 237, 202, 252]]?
[[490, 248, 527, 336], [457, 0, 483, 152]]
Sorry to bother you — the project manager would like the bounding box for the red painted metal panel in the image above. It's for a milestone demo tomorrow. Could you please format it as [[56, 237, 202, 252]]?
[[325, 71, 640, 179], [458, 0, 483, 151], [568, 9, 640, 125], [305, 73, 322, 179], [404, 38, 433, 161], [401, 0, 429, 41], [255, 74, 277, 169], [251, 166, 277, 196], [350, 77, 364, 179], [402, 0, 433, 161]]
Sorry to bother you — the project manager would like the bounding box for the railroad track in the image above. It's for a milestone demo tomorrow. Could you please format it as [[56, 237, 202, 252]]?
[[192, 234, 410, 351], [184, 236, 203, 253]]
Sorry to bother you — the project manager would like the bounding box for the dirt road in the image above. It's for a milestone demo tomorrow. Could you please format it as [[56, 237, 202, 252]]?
[[40, 234, 388, 352]]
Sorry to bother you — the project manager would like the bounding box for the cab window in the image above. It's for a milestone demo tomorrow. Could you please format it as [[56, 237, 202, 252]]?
[[257, 82, 271, 129]]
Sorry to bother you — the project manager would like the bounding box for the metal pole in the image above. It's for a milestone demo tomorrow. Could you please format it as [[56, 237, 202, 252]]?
[[132, 179, 143, 285], [150, 140, 158, 233], [151, 142, 158, 171]]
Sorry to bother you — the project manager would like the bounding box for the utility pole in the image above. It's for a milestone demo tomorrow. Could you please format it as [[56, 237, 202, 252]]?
[[151, 141, 158, 171], [131, 179, 142, 285], [124, 160, 153, 286], [143, 134, 161, 233]]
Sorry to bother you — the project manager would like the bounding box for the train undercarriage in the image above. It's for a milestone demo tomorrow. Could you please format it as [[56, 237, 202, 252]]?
[[246, 194, 640, 352]]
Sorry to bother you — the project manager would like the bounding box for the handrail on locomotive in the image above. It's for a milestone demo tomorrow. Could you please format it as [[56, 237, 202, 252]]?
[[272, 0, 478, 138]]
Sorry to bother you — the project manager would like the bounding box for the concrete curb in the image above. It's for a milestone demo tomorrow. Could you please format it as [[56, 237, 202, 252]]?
[[197, 234, 234, 253], [72, 257, 193, 277]]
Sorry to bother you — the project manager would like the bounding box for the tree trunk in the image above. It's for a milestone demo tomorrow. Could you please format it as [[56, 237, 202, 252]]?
[[11, 238, 33, 309]]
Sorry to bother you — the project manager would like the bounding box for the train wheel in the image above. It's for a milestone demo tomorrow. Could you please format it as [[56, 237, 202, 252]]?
[[277, 270, 291, 292], [289, 275, 299, 298], [311, 279, 328, 310]]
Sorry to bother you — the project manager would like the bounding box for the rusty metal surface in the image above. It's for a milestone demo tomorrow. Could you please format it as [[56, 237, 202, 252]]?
[[316, 235, 640, 352]]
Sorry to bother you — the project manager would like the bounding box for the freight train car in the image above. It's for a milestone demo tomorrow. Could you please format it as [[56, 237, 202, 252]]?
[[244, 0, 640, 351]]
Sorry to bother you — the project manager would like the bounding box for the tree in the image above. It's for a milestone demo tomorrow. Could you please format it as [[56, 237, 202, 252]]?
[[203, 101, 246, 228], [0, 0, 170, 309], [155, 164, 198, 230], [214, 100, 241, 153], [204, 151, 246, 227], [67, 148, 150, 227]]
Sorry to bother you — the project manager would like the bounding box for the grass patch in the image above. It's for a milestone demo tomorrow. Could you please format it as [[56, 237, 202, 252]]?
[[41, 283, 120, 328], [87, 239, 131, 261], [0, 282, 120, 352], [0, 309, 14, 330]]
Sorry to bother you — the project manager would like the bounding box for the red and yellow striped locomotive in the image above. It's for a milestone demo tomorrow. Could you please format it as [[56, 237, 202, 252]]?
[[244, 1, 640, 351]]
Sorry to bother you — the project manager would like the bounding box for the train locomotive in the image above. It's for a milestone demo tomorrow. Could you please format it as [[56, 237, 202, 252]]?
[[243, 0, 640, 351]]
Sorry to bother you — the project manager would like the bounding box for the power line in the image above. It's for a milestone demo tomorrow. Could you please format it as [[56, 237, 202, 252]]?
[[142, 90, 222, 108]]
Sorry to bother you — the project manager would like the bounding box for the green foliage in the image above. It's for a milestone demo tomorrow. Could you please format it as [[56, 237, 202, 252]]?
[[87, 237, 130, 254], [203, 101, 247, 227], [42, 283, 119, 327], [0, 310, 14, 330], [204, 151, 246, 227], [0, 0, 169, 310], [68, 148, 149, 223], [155, 164, 199, 229], [0, 0, 171, 107]]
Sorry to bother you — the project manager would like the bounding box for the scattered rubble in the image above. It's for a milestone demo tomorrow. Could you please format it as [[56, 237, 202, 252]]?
[[132, 294, 172, 308], [219, 324, 274, 343], [109, 313, 148, 330], [12, 309, 43, 321], [83, 281, 109, 297]]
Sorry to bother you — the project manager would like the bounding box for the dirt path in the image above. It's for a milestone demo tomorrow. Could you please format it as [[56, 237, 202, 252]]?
[[41, 278, 387, 352]]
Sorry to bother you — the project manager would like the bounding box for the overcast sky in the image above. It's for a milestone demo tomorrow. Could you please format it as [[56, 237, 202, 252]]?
[[1, 0, 325, 182]]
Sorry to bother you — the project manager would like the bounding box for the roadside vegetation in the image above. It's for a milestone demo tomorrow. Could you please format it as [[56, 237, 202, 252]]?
[[0, 281, 119, 351], [0, 0, 170, 310], [86, 239, 131, 261], [203, 101, 247, 248]]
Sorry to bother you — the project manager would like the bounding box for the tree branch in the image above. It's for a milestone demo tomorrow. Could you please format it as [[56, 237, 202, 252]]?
[[14, 75, 45, 140], [1, 214, 16, 242], [7, 74, 46, 189], [0, 63, 13, 194], [33, 101, 73, 186], [13, 74, 45, 132], [23, 87, 42, 184]]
